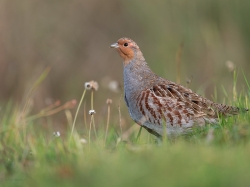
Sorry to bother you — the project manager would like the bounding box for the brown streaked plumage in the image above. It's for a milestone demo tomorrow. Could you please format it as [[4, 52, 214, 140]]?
[[110, 37, 248, 138]]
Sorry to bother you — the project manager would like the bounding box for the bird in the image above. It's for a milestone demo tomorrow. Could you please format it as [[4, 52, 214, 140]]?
[[110, 37, 248, 138]]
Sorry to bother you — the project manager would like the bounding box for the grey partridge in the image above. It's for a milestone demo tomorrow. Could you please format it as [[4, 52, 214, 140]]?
[[110, 37, 248, 137]]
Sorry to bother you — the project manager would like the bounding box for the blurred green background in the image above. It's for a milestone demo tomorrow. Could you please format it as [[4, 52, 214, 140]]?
[[0, 0, 249, 116]]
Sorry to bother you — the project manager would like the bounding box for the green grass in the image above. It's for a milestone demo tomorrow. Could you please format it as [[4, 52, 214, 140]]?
[[1, 73, 250, 187]]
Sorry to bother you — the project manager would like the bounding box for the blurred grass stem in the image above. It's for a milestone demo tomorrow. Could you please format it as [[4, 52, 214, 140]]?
[[118, 95, 123, 135], [91, 90, 97, 138], [175, 43, 183, 84], [20, 67, 51, 122], [71, 89, 86, 139], [105, 103, 111, 144]]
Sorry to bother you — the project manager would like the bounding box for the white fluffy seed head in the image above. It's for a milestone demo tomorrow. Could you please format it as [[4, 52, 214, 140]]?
[[53, 131, 60, 137], [89, 110, 96, 115]]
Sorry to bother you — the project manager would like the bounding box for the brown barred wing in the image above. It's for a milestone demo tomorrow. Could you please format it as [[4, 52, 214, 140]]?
[[136, 86, 204, 127]]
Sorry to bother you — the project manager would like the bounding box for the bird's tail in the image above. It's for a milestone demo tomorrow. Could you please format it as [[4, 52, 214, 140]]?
[[212, 103, 248, 116]]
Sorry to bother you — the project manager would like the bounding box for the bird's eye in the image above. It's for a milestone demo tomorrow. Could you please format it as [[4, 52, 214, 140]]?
[[124, 43, 128, 47]]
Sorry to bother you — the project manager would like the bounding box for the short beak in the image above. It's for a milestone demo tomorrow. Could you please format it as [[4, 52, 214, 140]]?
[[110, 42, 119, 48]]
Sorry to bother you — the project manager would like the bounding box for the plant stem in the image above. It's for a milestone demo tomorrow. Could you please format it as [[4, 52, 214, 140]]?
[[91, 90, 97, 138], [89, 115, 93, 143], [118, 95, 123, 135], [71, 89, 86, 139], [105, 104, 111, 144], [136, 126, 142, 143]]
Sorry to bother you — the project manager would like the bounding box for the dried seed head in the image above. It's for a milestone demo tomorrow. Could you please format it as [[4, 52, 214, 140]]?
[[226, 60, 235, 72], [108, 80, 120, 92], [89, 110, 96, 115], [54, 100, 61, 107], [53, 131, 61, 137], [186, 79, 191, 85], [85, 82, 91, 90], [186, 76, 193, 85], [85, 81, 99, 91], [45, 98, 54, 105], [80, 138, 87, 144], [106, 99, 113, 105]]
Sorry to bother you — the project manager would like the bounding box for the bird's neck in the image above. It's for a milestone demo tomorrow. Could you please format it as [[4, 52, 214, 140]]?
[[123, 54, 157, 97]]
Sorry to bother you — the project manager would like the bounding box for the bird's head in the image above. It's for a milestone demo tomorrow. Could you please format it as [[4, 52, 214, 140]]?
[[110, 37, 141, 65]]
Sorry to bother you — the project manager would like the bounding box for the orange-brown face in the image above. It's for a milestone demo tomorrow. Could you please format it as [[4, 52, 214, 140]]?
[[110, 38, 139, 64]]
